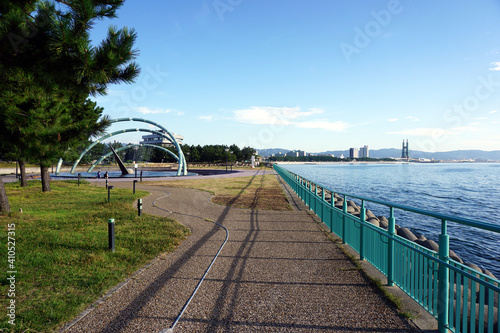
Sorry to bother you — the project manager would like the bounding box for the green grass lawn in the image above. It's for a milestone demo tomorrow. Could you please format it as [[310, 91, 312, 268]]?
[[0, 180, 190, 332]]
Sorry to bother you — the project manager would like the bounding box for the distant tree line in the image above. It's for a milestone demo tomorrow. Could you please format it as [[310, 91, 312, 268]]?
[[157, 144, 256, 164], [268, 156, 396, 162], [73, 142, 257, 164]]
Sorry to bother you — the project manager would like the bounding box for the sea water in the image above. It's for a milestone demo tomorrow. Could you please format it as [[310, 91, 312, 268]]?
[[280, 162, 500, 277]]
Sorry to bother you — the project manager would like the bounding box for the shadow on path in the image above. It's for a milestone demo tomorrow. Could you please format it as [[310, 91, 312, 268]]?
[[97, 170, 265, 333]]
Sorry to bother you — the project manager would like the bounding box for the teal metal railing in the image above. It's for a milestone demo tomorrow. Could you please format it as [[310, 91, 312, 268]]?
[[274, 164, 500, 333]]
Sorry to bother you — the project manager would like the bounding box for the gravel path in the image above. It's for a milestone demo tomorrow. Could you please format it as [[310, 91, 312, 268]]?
[[62, 170, 420, 333]]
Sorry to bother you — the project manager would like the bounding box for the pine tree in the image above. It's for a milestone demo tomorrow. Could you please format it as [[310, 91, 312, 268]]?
[[0, 0, 140, 194]]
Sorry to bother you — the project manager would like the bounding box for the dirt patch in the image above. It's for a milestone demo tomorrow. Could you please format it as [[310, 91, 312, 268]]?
[[145, 172, 291, 211], [213, 188, 290, 210]]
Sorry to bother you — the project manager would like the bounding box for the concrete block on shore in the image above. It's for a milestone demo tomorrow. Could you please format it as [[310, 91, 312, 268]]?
[[464, 262, 482, 274], [449, 250, 463, 264], [416, 234, 426, 241], [421, 239, 439, 252], [483, 269, 497, 280], [378, 216, 388, 223], [415, 239, 426, 247], [379, 220, 388, 230], [367, 218, 380, 227], [397, 227, 418, 242], [366, 209, 376, 219], [347, 200, 357, 208]]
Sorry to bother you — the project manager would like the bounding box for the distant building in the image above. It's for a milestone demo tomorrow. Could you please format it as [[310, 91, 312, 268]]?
[[297, 150, 307, 157], [140, 130, 183, 147], [349, 148, 359, 159], [286, 151, 299, 157], [359, 145, 369, 158], [402, 139, 409, 159]]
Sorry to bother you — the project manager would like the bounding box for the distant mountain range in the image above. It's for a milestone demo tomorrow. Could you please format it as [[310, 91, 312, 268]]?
[[257, 148, 500, 161]]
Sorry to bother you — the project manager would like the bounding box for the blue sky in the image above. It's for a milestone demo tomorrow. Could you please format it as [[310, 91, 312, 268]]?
[[90, 0, 500, 152]]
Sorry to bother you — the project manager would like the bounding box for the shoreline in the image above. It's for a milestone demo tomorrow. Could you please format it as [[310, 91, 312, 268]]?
[[272, 160, 500, 165]]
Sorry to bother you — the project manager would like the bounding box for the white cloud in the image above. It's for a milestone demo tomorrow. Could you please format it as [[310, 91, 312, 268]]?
[[134, 107, 173, 114], [233, 106, 323, 125], [387, 118, 398, 122], [405, 116, 419, 122], [489, 110, 498, 114], [452, 126, 481, 133], [489, 62, 500, 71], [232, 106, 348, 132], [199, 115, 214, 121]]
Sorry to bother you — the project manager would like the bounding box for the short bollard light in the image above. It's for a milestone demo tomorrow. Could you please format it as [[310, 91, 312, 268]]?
[[108, 185, 114, 203], [140, 171, 143, 182], [138, 198, 143, 217], [133, 180, 138, 194], [105, 179, 109, 189], [108, 218, 115, 252]]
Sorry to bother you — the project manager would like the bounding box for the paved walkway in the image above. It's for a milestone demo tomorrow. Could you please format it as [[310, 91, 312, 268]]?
[[62, 170, 420, 332]]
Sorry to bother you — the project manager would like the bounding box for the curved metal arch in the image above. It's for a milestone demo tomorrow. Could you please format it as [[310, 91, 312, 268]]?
[[70, 128, 186, 175], [112, 118, 186, 175], [87, 143, 179, 172]]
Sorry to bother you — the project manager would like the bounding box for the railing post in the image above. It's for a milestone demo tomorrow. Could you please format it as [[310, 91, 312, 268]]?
[[359, 200, 366, 260], [388, 207, 396, 286], [438, 219, 450, 333], [292, 173, 296, 192], [308, 181, 312, 208], [330, 192, 336, 232], [342, 196, 347, 244], [314, 184, 319, 215], [321, 188, 326, 222]]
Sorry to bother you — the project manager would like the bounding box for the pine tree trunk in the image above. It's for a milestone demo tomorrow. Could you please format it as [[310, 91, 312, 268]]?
[[41, 165, 51, 192], [19, 159, 27, 187], [0, 178, 11, 213]]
